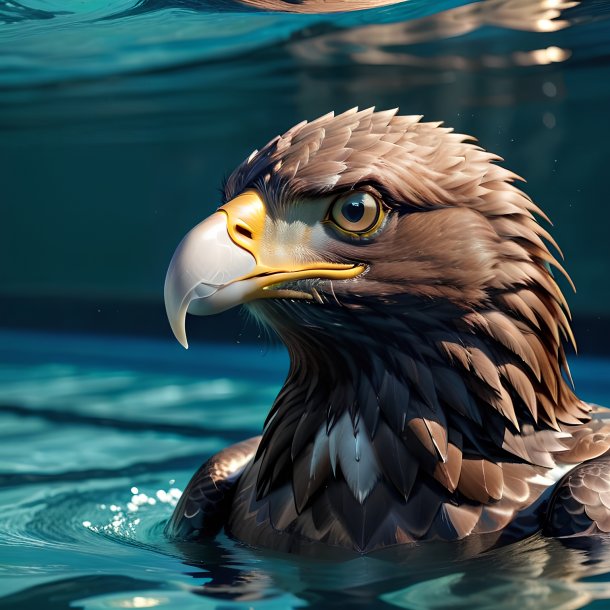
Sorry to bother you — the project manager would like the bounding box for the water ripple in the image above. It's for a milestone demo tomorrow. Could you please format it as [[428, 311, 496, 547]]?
[[0, 0, 68, 24], [4, 0, 608, 88], [0, 479, 178, 550]]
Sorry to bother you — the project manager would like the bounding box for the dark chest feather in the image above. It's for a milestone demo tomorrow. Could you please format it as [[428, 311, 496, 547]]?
[[226, 427, 560, 553]]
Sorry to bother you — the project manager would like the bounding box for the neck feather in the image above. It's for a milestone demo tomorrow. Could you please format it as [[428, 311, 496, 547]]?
[[251, 292, 590, 509]]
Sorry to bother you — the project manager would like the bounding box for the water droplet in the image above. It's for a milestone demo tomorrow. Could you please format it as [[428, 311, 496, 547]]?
[[542, 81, 557, 98], [543, 112, 556, 129]]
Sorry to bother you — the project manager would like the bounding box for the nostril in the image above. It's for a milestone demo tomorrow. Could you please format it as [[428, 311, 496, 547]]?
[[235, 224, 253, 240]]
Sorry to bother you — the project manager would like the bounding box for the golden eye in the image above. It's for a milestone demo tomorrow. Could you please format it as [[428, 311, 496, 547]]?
[[329, 192, 383, 235]]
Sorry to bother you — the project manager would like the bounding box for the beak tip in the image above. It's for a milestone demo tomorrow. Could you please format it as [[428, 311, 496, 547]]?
[[173, 325, 189, 350], [173, 333, 189, 349], [166, 311, 189, 350]]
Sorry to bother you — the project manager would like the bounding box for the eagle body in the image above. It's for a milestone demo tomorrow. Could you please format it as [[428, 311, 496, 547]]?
[[164, 108, 610, 555]]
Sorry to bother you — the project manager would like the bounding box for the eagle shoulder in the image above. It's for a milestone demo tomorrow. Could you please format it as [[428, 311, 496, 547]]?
[[165, 436, 260, 539]]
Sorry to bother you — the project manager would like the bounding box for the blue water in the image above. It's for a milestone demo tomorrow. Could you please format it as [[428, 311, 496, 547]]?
[[0, 1, 464, 86], [1, 330, 610, 609]]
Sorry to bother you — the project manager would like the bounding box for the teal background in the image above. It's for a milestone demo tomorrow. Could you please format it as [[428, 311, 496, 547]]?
[[1, 0, 609, 349]]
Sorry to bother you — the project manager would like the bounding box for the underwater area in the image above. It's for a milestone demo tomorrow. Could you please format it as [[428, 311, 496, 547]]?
[[2, 0, 610, 608]]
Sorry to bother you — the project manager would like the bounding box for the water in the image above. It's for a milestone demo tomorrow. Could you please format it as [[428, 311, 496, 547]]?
[[1, 330, 610, 609], [0, 332, 610, 610], [3, 0, 610, 608]]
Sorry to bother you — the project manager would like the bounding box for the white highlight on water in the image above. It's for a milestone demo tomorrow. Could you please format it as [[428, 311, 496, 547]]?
[[81, 483, 183, 536]]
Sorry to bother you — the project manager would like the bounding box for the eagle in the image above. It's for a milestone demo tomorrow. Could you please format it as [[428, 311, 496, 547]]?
[[163, 108, 610, 555]]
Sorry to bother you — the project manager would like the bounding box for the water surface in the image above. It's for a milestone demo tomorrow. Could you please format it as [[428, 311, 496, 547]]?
[[1, 330, 610, 609]]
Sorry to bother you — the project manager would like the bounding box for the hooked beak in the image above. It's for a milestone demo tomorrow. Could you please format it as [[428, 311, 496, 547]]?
[[164, 190, 364, 348]]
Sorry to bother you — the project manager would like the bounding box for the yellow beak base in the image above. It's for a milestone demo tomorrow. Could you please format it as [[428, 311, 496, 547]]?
[[164, 190, 365, 347]]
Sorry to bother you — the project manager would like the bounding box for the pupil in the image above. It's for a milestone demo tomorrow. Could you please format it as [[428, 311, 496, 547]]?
[[343, 200, 364, 223]]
